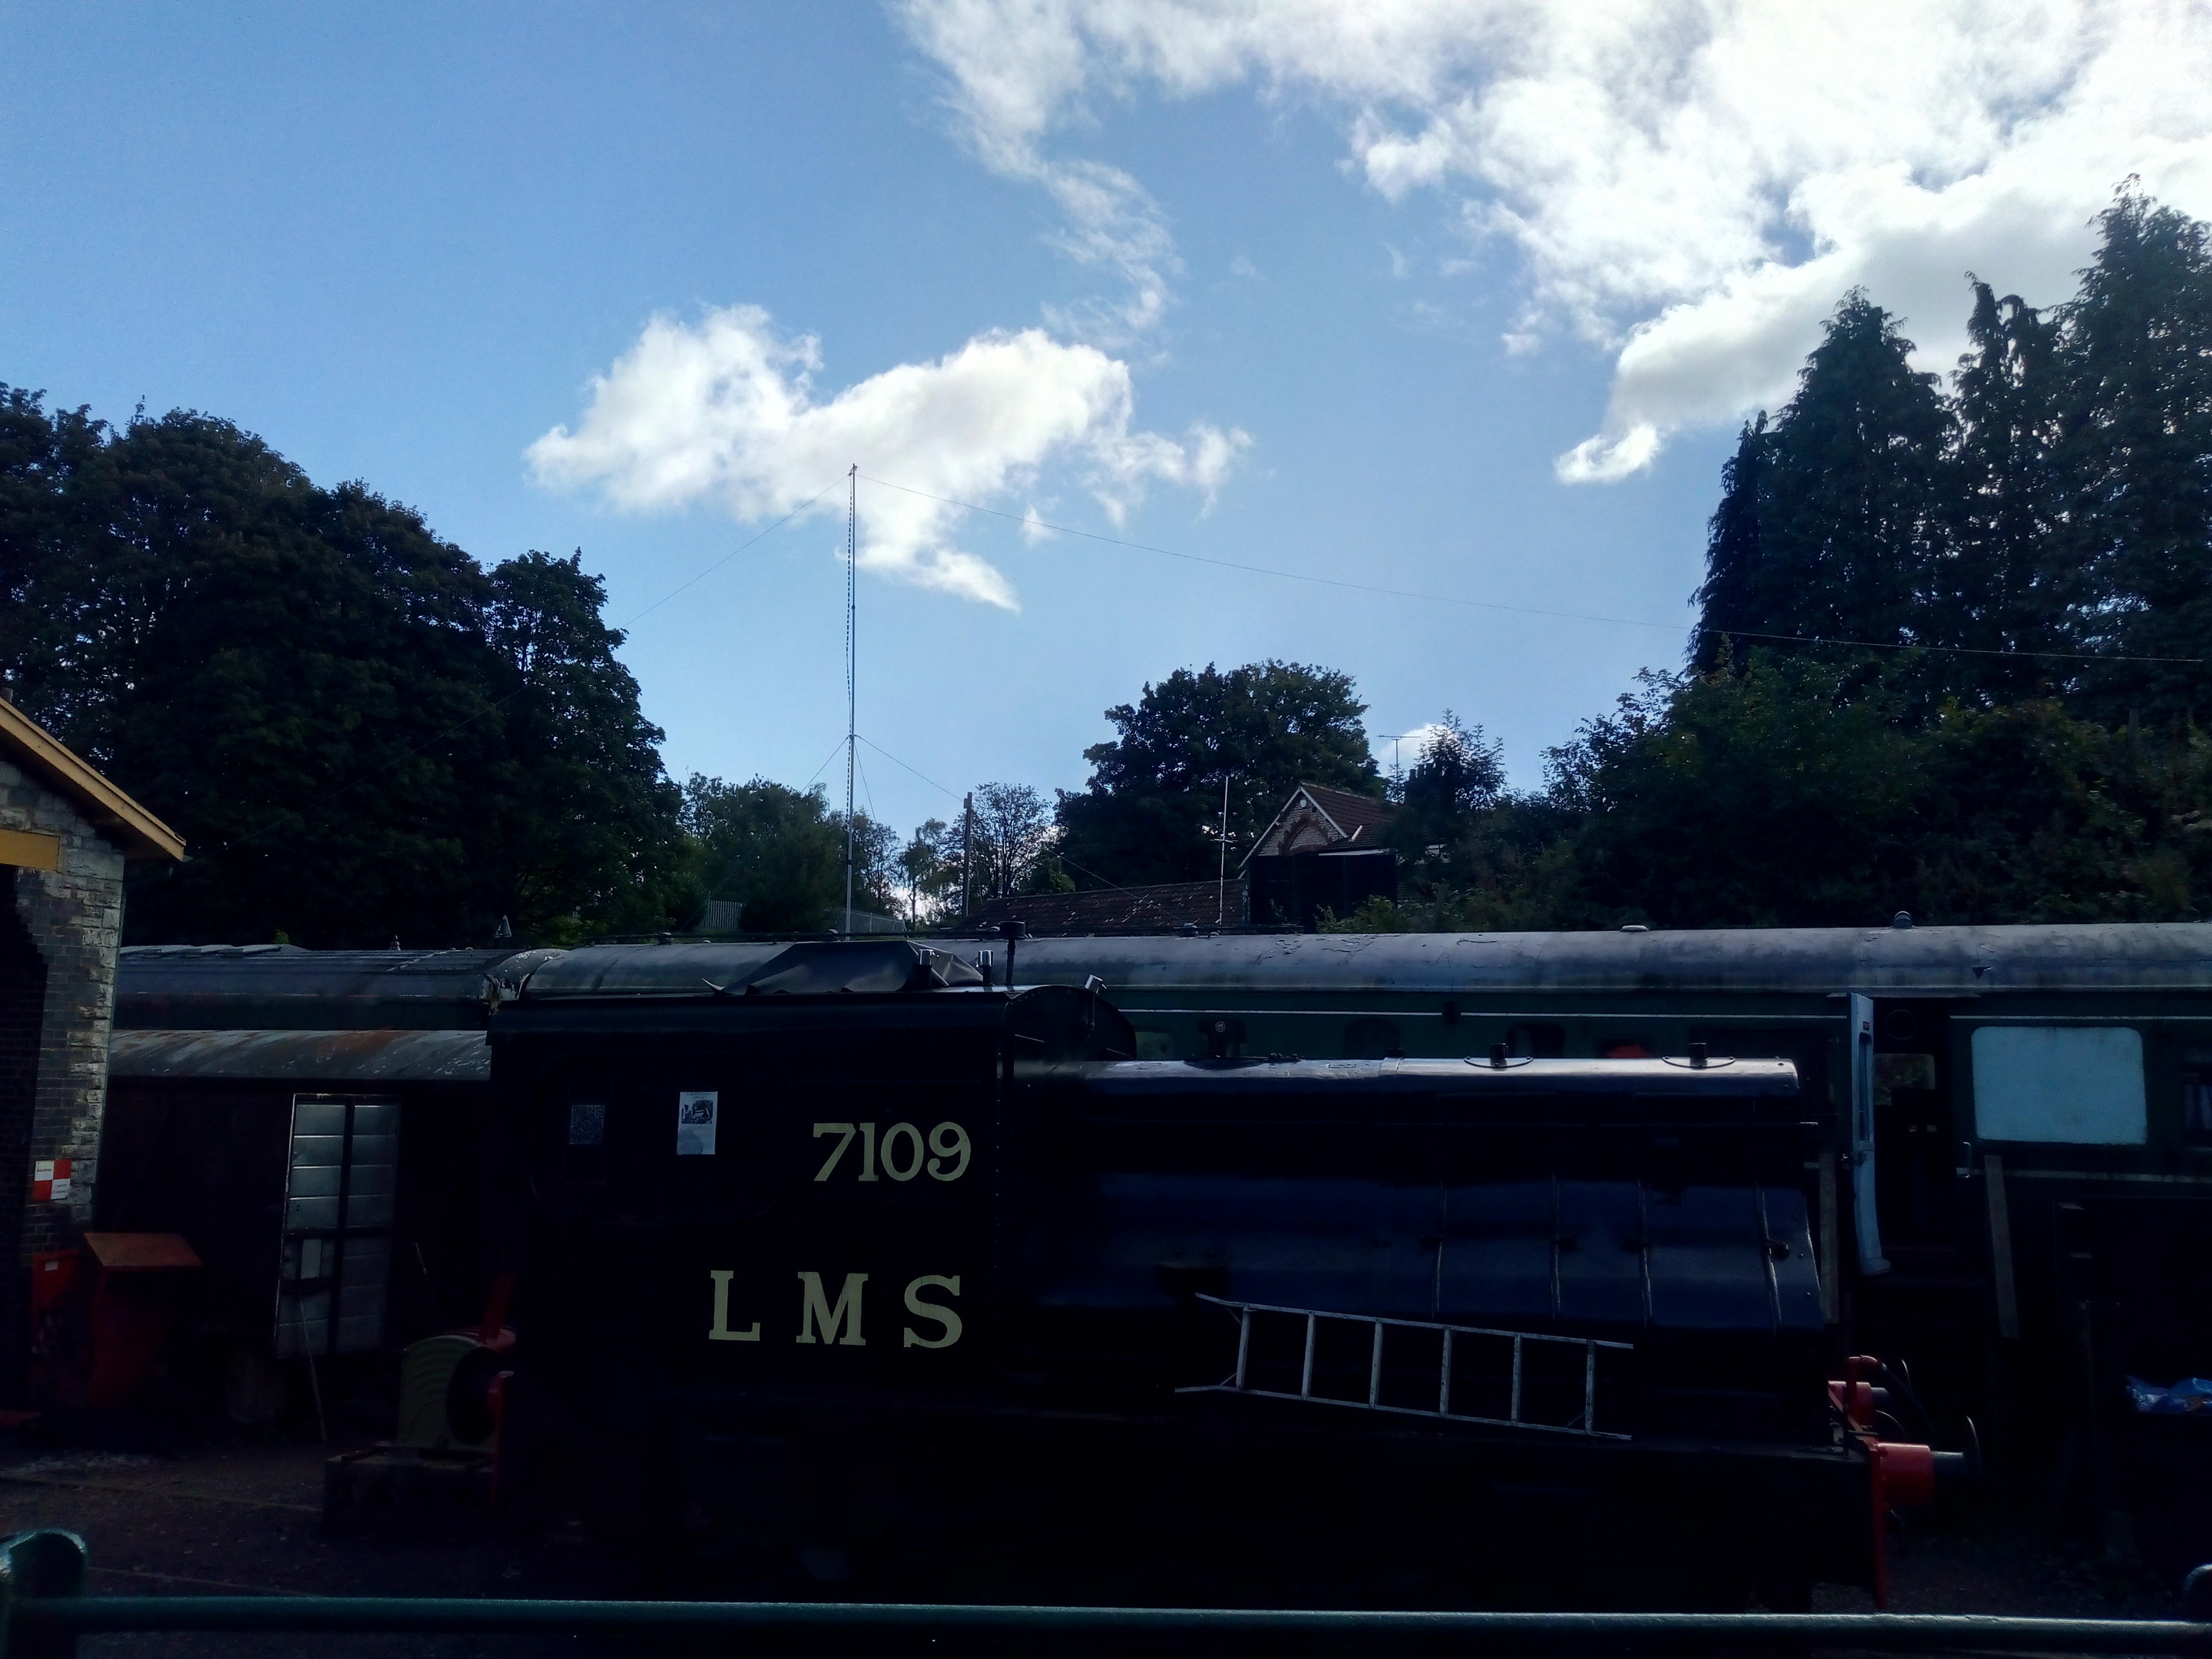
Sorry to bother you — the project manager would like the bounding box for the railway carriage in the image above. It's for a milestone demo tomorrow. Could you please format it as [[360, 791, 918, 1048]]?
[[981, 925, 2212, 1459], [98, 945, 543, 1406], [101, 922, 2212, 1559]]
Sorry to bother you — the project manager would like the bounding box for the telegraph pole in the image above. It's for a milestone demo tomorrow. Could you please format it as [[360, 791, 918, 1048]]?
[[843, 465, 856, 935], [960, 791, 975, 919], [1217, 773, 1231, 926]]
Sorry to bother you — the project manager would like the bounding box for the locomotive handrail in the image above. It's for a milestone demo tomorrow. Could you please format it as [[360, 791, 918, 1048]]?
[[12, 1599, 2212, 1652], [3, 1532, 2208, 1654]]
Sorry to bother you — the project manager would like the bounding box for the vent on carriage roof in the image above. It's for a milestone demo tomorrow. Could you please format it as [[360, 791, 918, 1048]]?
[[738, 940, 982, 995]]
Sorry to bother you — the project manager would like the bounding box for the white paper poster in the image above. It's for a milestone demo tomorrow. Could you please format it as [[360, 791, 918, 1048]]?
[[676, 1091, 718, 1156]]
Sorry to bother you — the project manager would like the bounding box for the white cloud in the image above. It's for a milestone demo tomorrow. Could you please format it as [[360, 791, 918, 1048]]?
[[1379, 720, 1454, 770], [895, 2, 1181, 343], [527, 305, 1247, 608], [895, 0, 2212, 478], [1034, 157, 1178, 343]]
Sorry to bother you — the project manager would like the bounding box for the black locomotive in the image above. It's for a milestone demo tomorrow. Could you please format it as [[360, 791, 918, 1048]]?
[[491, 938, 1939, 1607]]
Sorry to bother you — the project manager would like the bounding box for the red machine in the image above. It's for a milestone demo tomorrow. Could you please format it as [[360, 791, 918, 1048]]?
[[1830, 1353, 1965, 1605], [28, 1231, 202, 1412]]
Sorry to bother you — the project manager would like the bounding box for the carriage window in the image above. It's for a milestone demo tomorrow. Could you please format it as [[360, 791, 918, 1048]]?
[[2181, 1049, 2212, 1146], [1972, 1027, 2145, 1144], [1508, 1022, 1565, 1059], [1342, 1018, 1402, 1060]]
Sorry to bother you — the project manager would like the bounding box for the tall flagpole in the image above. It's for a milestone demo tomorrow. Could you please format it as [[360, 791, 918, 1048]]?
[[844, 465, 856, 935]]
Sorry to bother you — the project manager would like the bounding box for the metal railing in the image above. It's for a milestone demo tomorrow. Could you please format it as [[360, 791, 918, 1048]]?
[[2, 1532, 2210, 1655], [1179, 1294, 1633, 1439]]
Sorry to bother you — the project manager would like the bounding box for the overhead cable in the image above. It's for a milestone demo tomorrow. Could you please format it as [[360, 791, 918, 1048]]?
[[859, 474, 2201, 666]]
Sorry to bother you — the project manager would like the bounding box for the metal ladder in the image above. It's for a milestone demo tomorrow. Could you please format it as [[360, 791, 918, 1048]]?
[[1180, 1294, 1631, 1440]]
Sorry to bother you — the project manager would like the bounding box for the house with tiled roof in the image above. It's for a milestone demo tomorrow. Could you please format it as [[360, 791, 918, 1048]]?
[[1244, 782, 1397, 859], [958, 780, 1399, 939], [1243, 781, 1398, 930]]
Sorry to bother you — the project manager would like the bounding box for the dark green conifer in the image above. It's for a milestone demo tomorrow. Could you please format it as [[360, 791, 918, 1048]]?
[[2052, 187, 2212, 723], [1693, 293, 1952, 673], [1943, 280, 2065, 702]]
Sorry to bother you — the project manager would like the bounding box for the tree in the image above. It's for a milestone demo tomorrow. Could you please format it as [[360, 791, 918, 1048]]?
[[898, 817, 962, 927], [680, 776, 897, 932], [970, 782, 1053, 899], [2051, 188, 2212, 724], [1353, 714, 1571, 934], [479, 551, 687, 939], [1528, 654, 2212, 929], [1942, 280, 2066, 701], [75, 415, 507, 946], [1389, 714, 1505, 847], [835, 810, 899, 922], [0, 396, 691, 945], [0, 387, 106, 710], [1690, 416, 1772, 671], [1693, 293, 1952, 668], [1544, 657, 1926, 928], [1020, 852, 1078, 895], [1056, 661, 1380, 886]]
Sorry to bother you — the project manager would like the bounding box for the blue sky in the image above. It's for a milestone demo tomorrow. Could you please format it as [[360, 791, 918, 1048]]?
[[6, 2, 2210, 843]]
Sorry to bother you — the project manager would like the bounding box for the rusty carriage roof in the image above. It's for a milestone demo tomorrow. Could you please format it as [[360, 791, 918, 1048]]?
[[957, 921, 2212, 998], [497, 922, 2212, 1002], [108, 1026, 491, 1084], [109, 923, 2212, 1025]]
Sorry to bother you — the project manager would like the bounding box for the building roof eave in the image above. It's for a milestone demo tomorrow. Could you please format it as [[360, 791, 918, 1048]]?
[[1239, 785, 1346, 873], [0, 695, 185, 862]]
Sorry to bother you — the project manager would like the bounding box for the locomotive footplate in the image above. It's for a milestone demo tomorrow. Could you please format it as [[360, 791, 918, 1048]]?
[[575, 1378, 1886, 1608]]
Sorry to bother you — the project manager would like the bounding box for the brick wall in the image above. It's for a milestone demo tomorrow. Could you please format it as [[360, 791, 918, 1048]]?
[[0, 756, 127, 1400], [0, 872, 43, 1402]]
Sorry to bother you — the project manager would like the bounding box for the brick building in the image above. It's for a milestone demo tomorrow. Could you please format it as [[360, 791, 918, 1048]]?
[[959, 783, 1402, 938], [0, 695, 183, 1396], [1243, 783, 1398, 929]]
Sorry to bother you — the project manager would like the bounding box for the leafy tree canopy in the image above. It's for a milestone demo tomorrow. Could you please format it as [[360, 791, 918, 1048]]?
[[969, 782, 1055, 899], [1057, 661, 1379, 886], [1347, 654, 2212, 933], [480, 551, 688, 939], [680, 774, 896, 934], [1389, 714, 1505, 849], [0, 396, 685, 945]]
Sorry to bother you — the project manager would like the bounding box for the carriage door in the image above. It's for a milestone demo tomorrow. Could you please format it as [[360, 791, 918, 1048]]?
[[274, 1095, 399, 1357], [1870, 1002, 1959, 1254]]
